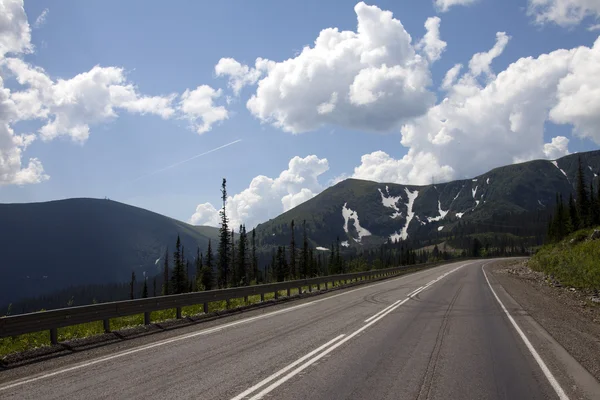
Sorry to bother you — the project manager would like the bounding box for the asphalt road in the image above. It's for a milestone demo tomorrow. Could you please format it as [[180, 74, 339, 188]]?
[[0, 260, 575, 399]]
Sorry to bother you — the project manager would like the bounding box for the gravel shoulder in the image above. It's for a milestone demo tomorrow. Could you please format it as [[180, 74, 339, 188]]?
[[490, 260, 600, 383]]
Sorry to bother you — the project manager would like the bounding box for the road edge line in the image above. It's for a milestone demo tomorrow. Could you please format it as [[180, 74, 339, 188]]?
[[482, 263, 569, 400]]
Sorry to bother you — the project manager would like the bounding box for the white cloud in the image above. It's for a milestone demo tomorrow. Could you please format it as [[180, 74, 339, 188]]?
[[0, 0, 32, 58], [189, 155, 329, 229], [441, 63, 462, 90], [468, 32, 510, 79], [237, 2, 440, 133], [3, 59, 177, 142], [543, 136, 570, 158], [33, 8, 49, 29], [214, 57, 267, 95], [434, 0, 479, 12], [588, 23, 600, 30], [179, 85, 228, 134], [351, 33, 600, 185], [416, 17, 447, 62], [527, 0, 600, 27]]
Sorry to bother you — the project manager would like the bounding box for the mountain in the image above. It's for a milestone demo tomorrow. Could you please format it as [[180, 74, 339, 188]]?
[[254, 150, 600, 250], [0, 198, 219, 306]]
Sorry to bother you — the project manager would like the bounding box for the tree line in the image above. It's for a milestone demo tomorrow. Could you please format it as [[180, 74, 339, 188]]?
[[547, 157, 600, 242]]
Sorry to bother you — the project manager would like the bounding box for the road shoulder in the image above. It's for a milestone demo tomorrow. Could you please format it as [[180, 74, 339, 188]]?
[[486, 260, 600, 400]]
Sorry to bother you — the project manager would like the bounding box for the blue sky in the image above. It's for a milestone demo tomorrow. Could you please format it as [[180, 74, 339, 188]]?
[[1, 0, 599, 228]]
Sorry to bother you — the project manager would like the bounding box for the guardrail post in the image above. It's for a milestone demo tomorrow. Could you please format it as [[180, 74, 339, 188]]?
[[260, 293, 265, 302], [103, 319, 111, 333], [226, 299, 231, 309], [287, 288, 291, 297], [309, 284, 312, 293], [317, 283, 321, 291], [144, 311, 151, 326], [50, 328, 58, 345], [274, 291, 279, 300], [298, 286, 302, 295], [244, 295, 249, 304], [176, 307, 182, 319], [203, 302, 209, 314], [325, 281, 328, 289]]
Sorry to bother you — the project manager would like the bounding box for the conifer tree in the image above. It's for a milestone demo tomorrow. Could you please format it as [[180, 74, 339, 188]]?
[[204, 239, 214, 290], [130, 271, 136, 299], [142, 277, 148, 298], [153, 277, 157, 297], [289, 220, 296, 279], [251, 228, 258, 283], [217, 179, 230, 288], [196, 247, 203, 291], [569, 193, 580, 232], [231, 228, 236, 284], [163, 247, 170, 295], [328, 243, 334, 275], [301, 220, 308, 278], [235, 224, 248, 286], [590, 180, 600, 226], [171, 235, 188, 294], [576, 157, 590, 228]]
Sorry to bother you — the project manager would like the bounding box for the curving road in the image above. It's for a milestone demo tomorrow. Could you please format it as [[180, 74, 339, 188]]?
[[0, 259, 585, 399]]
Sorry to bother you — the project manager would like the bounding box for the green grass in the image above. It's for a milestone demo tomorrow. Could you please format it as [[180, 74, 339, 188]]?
[[0, 272, 406, 358], [529, 227, 600, 290]]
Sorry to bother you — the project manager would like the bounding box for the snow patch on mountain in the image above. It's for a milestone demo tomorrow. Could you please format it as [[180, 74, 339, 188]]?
[[316, 246, 329, 251], [538, 200, 545, 208], [472, 179, 478, 182], [472, 186, 478, 198], [378, 188, 403, 218], [390, 188, 419, 242], [551, 160, 568, 178], [427, 200, 449, 222], [342, 203, 371, 243], [589, 166, 593, 172], [438, 226, 444, 231], [155, 257, 161, 265], [486, 177, 490, 184], [456, 212, 464, 218], [341, 241, 350, 247]]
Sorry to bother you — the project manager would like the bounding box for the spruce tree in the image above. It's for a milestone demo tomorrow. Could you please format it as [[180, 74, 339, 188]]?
[[569, 193, 580, 232], [204, 239, 214, 290], [217, 179, 230, 288], [171, 235, 188, 294], [251, 228, 258, 283], [163, 247, 170, 295], [328, 243, 334, 275], [590, 180, 600, 226], [235, 224, 248, 286], [130, 271, 136, 299], [576, 157, 590, 228], [196, 247, 203, 291], [231, 228, 236, 284], [142, 278, 148, 298], [301, 220, 308, 278], [335, 236, 341, 274], [289, 220, 296, 279], [153, 277, 157, 297]]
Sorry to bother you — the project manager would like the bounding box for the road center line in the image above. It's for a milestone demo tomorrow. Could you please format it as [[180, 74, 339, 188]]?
[[0, 262, 466, 392], [482, 263, 569, 400], [230, 335, 345, 400], [236, 262, 470, 400]]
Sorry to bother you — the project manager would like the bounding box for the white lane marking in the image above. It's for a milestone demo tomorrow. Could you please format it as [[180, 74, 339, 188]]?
[[364, 299, 407, 323], [239, 262, 471, 400], [0, 262, 466, 392], [244, 292, 411, 400], [406, 286, 424, 298], [230, 335, 345, 400], [482, 264, 569, 400]]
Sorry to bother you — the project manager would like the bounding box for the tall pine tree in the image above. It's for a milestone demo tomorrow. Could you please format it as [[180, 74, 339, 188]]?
[[217, 179, 230, 288], [162, 247, 170, 295], [171, 235, 188, 294], [289, 220, 296, 279], [235, 224, 248, 286], [576, 157, 590, 228], [195, 247, 203, 291], [142, 277, 148, 298], [301, 220, 308, 278], [204, 239, 214, 290], [129, 271, 136, 299], [251, 228, 258, 283]]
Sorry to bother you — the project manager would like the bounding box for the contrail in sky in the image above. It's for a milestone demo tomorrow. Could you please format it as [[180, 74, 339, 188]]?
[[132, 139, 242, 182]]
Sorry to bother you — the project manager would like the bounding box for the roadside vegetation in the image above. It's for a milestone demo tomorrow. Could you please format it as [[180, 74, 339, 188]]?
[[529, 157, 600, 292]]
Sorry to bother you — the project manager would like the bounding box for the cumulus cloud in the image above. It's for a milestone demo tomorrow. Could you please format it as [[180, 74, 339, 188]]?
[[179, 85, 228, 134], [33, 8, 49, 29], [214, 57, 270, 95], [350, 33, 600, 184], [190, 155, 329, 229], [543, 136, 570, 159], [441, 63, 462, 90], [416, 17, 447, 62], [229, 2, 441, 134], [434, 0, 479, 12], [468, 32, 510, 79], [0, 0, 32, 58], [528, 0, 600, 27], [3, 59, 177, 142]]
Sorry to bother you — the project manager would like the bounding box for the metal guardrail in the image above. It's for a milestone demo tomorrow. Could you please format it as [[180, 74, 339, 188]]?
[[0, 260, 453, 344]]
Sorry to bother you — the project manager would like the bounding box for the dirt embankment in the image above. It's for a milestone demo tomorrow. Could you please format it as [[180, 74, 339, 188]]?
[[491, 260, 600, 382]]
